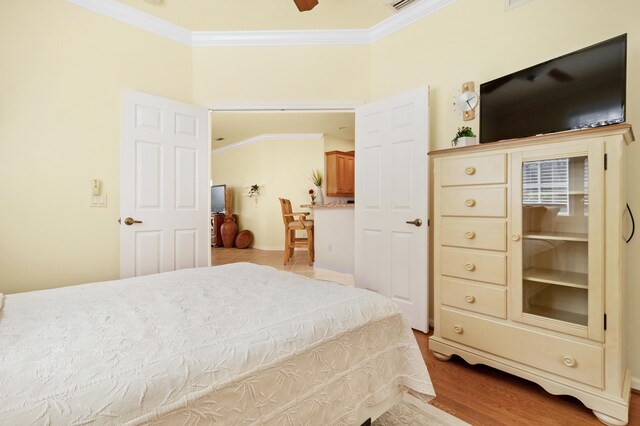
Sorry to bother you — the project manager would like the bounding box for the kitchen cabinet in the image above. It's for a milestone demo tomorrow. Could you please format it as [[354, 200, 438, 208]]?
[[325, 151, 354, 197]]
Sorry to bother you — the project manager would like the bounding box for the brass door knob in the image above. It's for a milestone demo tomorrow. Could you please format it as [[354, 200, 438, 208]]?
[[123, 217, 143, 226], [465, 199, 476, 207], [406, 218, 423, 227]]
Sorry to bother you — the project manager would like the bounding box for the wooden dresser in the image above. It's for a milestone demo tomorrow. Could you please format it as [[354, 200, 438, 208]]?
[[429, 124, 634, 425]]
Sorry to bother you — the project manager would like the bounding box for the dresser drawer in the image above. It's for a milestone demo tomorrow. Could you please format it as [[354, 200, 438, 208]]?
[[441, 308, 603, 388], [441, 247, 506, 285], [441, 218, 506, 251], [441, 187, 506, 218], [441, 278, 506, 318], [441, 154, 507, 186]]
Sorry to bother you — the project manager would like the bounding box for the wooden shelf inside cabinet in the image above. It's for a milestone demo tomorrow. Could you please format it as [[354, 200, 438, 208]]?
[[524, 306, 588, 326], [523, 267, 588, 289], [524, 232, 588, 242]]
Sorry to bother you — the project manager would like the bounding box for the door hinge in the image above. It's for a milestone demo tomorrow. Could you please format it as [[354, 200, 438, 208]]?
[[604, 314, 607, 330], [604, 153, 608, 170]]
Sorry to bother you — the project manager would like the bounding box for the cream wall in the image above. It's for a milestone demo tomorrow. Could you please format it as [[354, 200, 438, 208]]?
[[324, 135, 355, 153], [211, 138, 324, 250], [369, 0, 640, 378], [0, 0, 193, 294], [3, 0, 638, 381], [192, 45, 370, 106]]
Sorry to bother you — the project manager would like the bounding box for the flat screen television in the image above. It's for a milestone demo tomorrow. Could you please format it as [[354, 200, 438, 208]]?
[[480, 34, 626, 144], [211, 184, 226, 214]]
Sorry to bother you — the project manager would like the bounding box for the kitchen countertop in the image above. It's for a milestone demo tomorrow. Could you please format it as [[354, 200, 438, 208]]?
[[300, 204, 354, 209]]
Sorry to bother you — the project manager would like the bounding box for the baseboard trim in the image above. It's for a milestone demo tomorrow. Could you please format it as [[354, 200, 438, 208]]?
[[632, 376, 640, 391]]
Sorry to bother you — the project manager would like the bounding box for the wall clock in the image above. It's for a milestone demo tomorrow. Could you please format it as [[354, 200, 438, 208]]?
[[453, 81, 479, 121]]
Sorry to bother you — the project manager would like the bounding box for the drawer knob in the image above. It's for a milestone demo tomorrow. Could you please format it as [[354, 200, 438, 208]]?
[[511, 234, 521, 241], [465, 231, 476, 239], [453, 324, 464, 334], [465, 263, 476, 271], [464, 167, 476, 175], [465, 199, 476, 207], [562, 356, 577, 368], [464, 295, 475, 303]]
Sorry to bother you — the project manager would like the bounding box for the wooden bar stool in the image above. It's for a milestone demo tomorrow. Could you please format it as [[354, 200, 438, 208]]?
[[279, 198, 314, 266]]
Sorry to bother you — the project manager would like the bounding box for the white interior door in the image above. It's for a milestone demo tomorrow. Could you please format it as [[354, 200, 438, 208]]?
[[120, 91, 210, 278], [355, 87, 429, 332]]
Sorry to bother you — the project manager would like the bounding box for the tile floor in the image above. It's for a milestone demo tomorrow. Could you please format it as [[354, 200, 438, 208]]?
[[211, 247, 354, 285]]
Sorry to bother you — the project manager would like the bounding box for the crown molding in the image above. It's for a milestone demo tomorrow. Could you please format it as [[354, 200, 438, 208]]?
[[212, 133, 324, 154], [67, 0, 192, 45], [67, 0, 457, 46], [192, 29, 370, 47]]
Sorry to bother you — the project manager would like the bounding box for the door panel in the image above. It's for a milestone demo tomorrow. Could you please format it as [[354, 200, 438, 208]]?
[[355, 87, 429, 332], [175, 229, 197, 270], [362, 230, 384, 294], [136, 141, 163, 209], [121, 91, 209, 278], [392, 140, 413, 210], [175, 146, 198, 210], [135, 231, 162, 276]]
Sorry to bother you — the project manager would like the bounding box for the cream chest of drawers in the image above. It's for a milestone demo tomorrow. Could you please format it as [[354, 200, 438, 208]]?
[[429, 125, 634, 425]]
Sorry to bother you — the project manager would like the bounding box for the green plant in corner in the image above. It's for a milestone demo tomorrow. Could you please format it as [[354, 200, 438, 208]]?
[[451, 126, 477, 146], [310, 169, 323, 187]]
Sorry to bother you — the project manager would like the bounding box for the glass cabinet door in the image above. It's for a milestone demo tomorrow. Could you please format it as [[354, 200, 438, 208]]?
[[513, 144, 603, 340]]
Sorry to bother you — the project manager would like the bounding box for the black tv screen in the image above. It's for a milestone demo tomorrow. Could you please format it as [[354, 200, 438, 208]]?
[[480, 34, 626, 144], [211, 184, 226, 214]]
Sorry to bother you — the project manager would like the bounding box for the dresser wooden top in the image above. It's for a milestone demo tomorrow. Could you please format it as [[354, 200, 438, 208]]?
[[429, 124, 634, 157]]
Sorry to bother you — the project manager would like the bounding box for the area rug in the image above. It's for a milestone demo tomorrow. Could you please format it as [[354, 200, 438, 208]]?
[[373, 396, 469, 426]]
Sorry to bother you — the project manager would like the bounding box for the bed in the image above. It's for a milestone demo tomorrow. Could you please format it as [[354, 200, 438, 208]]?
[[0, 263, 435, 425]]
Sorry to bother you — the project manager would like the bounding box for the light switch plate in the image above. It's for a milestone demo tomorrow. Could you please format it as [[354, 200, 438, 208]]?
[[90, 194, 108, 207]]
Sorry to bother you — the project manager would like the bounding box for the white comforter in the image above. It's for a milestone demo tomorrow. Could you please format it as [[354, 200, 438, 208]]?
[[0, 263, 434, 425]]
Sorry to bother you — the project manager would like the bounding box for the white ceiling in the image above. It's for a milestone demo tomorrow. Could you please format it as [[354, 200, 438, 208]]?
[[211, 111, 355, 149], [116, 0, 396, 31]]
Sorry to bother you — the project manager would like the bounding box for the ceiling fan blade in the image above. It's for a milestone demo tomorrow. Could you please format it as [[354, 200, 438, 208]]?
[[293, 0, 319, 12]]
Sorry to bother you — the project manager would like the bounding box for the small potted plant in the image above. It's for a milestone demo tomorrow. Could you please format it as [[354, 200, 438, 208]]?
[[309, 169, 324, 205], [309, 188, 316, 205], [248, 184, 260, 197], [451, 126, 477, 147]]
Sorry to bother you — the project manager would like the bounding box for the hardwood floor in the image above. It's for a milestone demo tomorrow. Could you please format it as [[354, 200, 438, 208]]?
[[212, 247, 354, 285], [212, 248, 639, 425], [414, 331, 640, 425]]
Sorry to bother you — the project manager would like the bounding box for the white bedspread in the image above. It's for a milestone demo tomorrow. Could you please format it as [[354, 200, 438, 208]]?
[[0, 263, 434, 425]]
